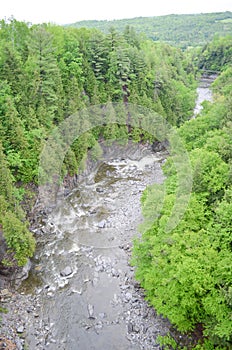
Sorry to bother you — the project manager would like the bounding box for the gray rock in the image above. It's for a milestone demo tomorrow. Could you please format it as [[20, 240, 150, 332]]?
[[17, 325, 24, 333], [128, 322, 133, 333], [96, 187, 104, 193], [89, 209, 97, 214], [15, 259, 32, 282], [92, 278, 98, 287], [133, 325, 140, 333], [95, 265, 104, 272], [98, 220, 106, 228], [87, 304, 95, 319], [120, 285, 130, 290], [0, 289, 12, 297], [60, 266, 73, 277], [95, 322, 103, 329], [125, 292, 132, 301], [111, 268, 119, 277], [15, 339, 23, 350], [0, 278, 5, 289]]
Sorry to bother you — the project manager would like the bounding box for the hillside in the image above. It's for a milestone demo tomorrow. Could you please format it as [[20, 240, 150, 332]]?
[[67, 11, 232, 48]]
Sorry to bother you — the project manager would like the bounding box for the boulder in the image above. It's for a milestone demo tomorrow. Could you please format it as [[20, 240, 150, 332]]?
[[60, 266, 73, 277], [98, 220, 106, 229], [87, 304, 95, 319], [17, 325, 24, 333]]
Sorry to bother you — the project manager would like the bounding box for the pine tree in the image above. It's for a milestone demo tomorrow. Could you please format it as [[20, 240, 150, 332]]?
[[26, 26, 64, 125], [0, 142, 14, 202]]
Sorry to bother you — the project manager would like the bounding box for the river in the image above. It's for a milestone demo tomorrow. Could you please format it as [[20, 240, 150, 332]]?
[[25, 145, 169, 350], [0, 77, 215, 350], [193, 74, 215, 117]]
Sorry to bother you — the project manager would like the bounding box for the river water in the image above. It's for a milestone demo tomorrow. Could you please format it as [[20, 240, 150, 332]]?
[[193, 74, 215, 117], [1, 77, 214, 350]]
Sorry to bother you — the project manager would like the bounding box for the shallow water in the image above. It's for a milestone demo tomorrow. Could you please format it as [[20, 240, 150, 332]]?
[[193, 75, 215, 117]]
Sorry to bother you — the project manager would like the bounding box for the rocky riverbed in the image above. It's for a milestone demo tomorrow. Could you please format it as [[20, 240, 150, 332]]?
[[1, 143, 171, 350]]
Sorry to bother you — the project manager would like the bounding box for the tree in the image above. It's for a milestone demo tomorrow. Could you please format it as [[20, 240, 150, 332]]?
[[26, 26, 64, 126], [2, 212, 35, 266], [0, 142, 14, 202], [191, 149, 229, 202]]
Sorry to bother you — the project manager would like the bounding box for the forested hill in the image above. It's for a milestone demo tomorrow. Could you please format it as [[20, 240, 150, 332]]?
[[67, 11, 232, 48], [0, 19, 197, 269]]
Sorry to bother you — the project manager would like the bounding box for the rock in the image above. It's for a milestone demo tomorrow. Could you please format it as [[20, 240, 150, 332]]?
[[95, 265, 103, 272], [92, 278, 98, 287], [99, 312, 106, 319], [128, 322, 133, 334], [60, 266, 73, 277], [85, 324, 92, 330], [137, 186, 146, 192], [111, 268, 119, 277], [17, 325, 24, 333], [87, 304, 95, 319], [34, 265, 43, 272], [71, 288, 83, 295], [0, 289, 12, 297], [127, 322, 139, 334], [97, 220, 106, 228], [120, 285, 130, 290], [96, 187, 104, 193], [89, 209, 97, 215], [125, 292, 132, 301], [15, 339, 23, 350], [133, 325, 140, 333], [133, 281, 141, 289], [152, 139, 169, 152], [95, 322, 103, 330], [13, 259, 31, 284], [0, 278, 5, 289]]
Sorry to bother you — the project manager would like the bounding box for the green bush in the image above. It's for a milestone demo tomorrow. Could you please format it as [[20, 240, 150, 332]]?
[[2, 212, 36, 266]]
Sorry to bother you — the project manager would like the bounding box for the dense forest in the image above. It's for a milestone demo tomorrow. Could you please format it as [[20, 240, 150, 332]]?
[[68, 12, 232, 48], [132, 38, 232, 349], [0, 15, 231, 350]]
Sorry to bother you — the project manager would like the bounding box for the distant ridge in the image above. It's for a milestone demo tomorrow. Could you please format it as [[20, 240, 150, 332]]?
[[66, 11, 232, 48]]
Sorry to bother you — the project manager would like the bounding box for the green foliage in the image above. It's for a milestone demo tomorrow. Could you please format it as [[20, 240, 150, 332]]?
[[191, 149, 229, 200], [157, 334, 180, 349], [132, 60, 232, 348], [2, 212, 35, 266], [67, 12, 232, 49], [198, 36, 232, 72]]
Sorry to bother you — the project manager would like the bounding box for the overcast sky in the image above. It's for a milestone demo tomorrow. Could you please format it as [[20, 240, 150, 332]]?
[[1, 0, 232, 24]]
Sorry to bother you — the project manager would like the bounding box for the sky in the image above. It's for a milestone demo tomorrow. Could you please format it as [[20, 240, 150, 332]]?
[[1, 0, 232, 25]]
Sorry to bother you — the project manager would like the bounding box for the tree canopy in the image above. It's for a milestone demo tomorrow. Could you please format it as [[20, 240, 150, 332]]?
[[132, 45, 232, 349]]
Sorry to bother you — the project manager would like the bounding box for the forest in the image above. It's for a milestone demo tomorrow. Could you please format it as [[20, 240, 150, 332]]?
[[0, 16, 231, 349], [132, 37, 232, 348], [68, 12, 232, 48]]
